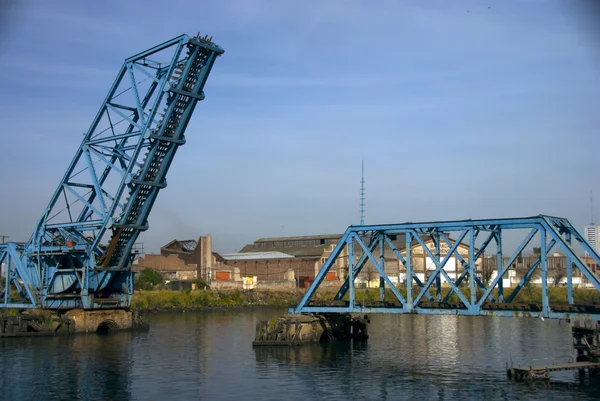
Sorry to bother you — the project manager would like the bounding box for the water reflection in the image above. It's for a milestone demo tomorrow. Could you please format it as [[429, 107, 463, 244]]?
[[2, 310, 600, 401], [252, 314, 600, 401], [1, 331, 135, 400]]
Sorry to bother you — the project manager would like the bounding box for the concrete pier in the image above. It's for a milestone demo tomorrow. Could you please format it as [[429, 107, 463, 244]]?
[[1, 308, 145, 337], [0, 312, 73, 337], [65, 309, 135, 333]]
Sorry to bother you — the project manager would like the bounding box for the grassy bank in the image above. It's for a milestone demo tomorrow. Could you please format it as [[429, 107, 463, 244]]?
[[131, 285, 600, 313], [131, 289, 308, 311]]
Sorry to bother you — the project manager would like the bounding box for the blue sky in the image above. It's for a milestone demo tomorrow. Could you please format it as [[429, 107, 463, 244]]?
[[0, 0, 598, 254]]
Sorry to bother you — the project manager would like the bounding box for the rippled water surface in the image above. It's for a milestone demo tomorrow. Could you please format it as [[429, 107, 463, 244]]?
[[2, 309, 600, 400]]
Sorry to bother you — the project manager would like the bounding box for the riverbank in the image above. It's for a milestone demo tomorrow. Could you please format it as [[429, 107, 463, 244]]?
[[4, 286, 597, 315], [131, 289, 310, 312], [130, 286, 600, 313]]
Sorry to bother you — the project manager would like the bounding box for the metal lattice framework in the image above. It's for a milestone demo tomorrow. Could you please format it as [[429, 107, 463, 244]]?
[[292, 215, 600, 320], [0, 34, 223, 309]]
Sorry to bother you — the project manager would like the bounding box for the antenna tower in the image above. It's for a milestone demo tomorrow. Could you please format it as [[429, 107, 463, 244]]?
[[360, 160, 365, 225], [591, 189, 595, 226]]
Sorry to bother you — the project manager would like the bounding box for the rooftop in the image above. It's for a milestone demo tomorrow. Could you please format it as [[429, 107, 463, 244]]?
[[221, 251, 295, 260], [255, 234, 343, 243], [161, 239, 198, 253]]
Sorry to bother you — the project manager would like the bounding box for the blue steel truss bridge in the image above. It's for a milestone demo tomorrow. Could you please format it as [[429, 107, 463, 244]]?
[[0, 34, 223, 310], [291, 215, 600, 321]]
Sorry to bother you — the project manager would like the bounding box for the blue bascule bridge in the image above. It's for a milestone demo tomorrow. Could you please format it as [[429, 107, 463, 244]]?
[[0, 33, 223, 333]]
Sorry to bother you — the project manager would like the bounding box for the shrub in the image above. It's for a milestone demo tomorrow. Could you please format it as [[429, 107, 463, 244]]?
[[136, 268, 163, 290]]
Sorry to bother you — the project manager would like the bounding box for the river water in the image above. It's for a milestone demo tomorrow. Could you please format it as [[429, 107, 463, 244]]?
[[1, 309, 599, 400]]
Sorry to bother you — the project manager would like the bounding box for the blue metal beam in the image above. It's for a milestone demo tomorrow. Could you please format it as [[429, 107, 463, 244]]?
[[290, 215, 600, 321]]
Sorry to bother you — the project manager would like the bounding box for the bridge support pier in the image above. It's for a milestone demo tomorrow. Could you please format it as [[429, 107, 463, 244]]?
[[63, 309, 141, 333], [572, 321, 600, 363], [253, 313, 369, 346]]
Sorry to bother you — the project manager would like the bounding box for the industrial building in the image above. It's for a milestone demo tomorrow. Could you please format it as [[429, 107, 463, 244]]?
[[133, 231, 597, 290], [133, 236, 217, 283]]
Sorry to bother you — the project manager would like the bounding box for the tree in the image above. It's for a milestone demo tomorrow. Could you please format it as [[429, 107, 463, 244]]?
[[553, 265, 567, 287], [136, 268, 163, 290]]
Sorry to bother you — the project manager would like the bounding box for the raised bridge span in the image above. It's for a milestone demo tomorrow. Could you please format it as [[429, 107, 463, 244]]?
[[290, 215, 600, 321]]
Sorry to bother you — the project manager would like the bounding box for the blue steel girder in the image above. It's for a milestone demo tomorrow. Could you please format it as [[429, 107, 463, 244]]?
[[2, 34, 223, 310], [290, 215, 600, 320], [0, 244, 37, 308]]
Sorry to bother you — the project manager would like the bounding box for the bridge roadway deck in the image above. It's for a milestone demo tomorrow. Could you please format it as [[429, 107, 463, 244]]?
[[298, 301, 600, 319]]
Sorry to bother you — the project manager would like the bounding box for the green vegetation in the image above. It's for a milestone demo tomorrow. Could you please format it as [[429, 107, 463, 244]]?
[[131, 289, 308, 311], [337, 286, 600, 305], [135, 268, 163, 290], [130, 285, 600, 313], [0, 308, 19, 317]]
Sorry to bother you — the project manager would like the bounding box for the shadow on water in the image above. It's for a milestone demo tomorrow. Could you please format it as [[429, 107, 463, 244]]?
[[0, 330, 140, 401], [254, 340, 369, 367]]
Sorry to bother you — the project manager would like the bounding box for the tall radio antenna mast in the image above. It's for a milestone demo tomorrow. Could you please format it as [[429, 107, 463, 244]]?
[[360, 160, 365, 226], [591, 189, 595, 226]]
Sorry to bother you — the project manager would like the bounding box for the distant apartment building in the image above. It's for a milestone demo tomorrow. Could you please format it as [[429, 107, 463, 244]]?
[[584, 225, 600, 256]]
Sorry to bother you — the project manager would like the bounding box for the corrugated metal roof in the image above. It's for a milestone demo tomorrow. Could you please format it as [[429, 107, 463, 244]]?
[[221, 251, 294, 260], [179, 240, 198, 252], [239, 245, 326, 258], [255, 234, 343, 242]]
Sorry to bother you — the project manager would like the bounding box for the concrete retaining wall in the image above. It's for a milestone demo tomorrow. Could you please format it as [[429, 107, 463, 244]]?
[[64, 309, 133, 333]]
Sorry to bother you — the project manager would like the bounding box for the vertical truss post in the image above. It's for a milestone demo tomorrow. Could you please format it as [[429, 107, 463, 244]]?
[[496, 229, 504, 302], [379, 235, 385, 302], [541, 228, 549, 316], [348, 236, 355, 310], [435, 231, 441, 302], [405, 231, 413, 312], [469, 227, 476, 308], [3, 251, 9, 305], [566, 231, 573, 304]]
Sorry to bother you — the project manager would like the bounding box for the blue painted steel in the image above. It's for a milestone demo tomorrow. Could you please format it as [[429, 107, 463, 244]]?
[[290, 215, 600, 320], [0, 34, 223, 310]]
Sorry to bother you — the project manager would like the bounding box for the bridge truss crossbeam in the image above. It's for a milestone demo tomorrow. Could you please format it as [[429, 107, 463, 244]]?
[[291, 215, 600, 320]]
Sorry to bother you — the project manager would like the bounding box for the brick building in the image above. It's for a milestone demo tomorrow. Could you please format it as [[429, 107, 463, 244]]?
[[133, 235, 217, 282], [224, 234, 346, 287], [223, 233, 484, 288]]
